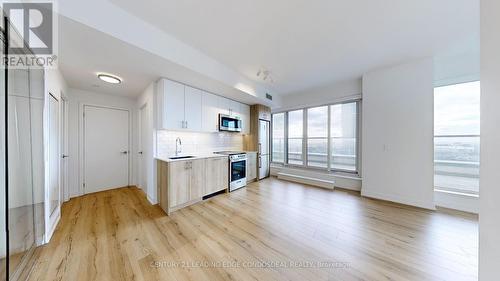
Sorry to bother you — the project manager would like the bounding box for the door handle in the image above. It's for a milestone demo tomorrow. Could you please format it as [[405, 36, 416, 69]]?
[[138, 151, 143, 155], [62, 154, 69, 158], [121, 151, 128, 154]]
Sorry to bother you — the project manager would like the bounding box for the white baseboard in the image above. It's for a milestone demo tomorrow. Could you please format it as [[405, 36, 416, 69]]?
[[146, 194, 157, 205], [277, 172, 335, 189], [45, 212, 61, 244], [271, 166, 361, 191], [434, 190, 478, 214], [361, 189, 436, 210]]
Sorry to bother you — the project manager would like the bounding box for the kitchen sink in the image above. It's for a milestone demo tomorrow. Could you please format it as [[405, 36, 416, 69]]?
[[169, 155, 196, 160]]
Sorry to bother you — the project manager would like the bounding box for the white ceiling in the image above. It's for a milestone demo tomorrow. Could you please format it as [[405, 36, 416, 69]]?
[[109, 0, 479, 95], [58, 16, 159, 97], [58, 16, 272, 105]]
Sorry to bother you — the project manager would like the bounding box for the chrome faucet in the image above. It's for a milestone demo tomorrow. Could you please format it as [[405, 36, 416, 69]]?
[[175, 137, 182, 156]]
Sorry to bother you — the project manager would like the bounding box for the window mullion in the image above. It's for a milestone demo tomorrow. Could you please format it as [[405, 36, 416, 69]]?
[[284, 112, 289, 166], [356, 101, 361, 174], [327, 105, 332, 172], [303, 108, 307, 167]]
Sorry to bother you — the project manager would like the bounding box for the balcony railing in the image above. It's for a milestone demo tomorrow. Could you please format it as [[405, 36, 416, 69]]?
[[272, 137, 357, 171], [434, 135, 480, 194], [273, 135, 480, 194]]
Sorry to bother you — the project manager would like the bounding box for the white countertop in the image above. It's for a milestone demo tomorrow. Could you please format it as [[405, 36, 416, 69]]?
[[156, 151, 258, 163], [155, 153, 228, 163]]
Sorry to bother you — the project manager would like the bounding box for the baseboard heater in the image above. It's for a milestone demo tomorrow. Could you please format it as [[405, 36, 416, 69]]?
[[277, 172, 335, 190]]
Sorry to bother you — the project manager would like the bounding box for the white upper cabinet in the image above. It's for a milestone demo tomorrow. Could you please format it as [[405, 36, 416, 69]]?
[[218, 96, 241, 117], [202, 91, 220, 133], [217, 96, 231, 116], [184, 86, 202, 131], [229, 100, 240, 117], [157, 79, 185, 130], [157, 78, 250, 134], [157, 79, 202, 131]]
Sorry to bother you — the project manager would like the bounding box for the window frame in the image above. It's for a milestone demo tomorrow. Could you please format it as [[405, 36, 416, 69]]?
[[433, 80, 480, 195], [271, 99, 361, 175], [285, 109, 305, 166], [270, 112, 286, 164]]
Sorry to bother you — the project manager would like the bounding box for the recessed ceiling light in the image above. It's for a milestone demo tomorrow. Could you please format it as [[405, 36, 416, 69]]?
[[97, 73, 122, 84]]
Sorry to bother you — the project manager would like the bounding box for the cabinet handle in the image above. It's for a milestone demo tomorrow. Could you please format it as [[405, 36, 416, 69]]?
[[186, 120, 188, 128], [259, 157, 262, 168], [258, 143, 261, 154]]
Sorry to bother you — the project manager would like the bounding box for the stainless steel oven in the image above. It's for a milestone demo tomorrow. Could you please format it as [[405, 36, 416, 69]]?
[[214, 151, 247, 191], [229, 153, 247, 191]]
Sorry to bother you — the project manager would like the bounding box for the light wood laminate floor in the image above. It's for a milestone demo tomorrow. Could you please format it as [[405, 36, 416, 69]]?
[[26, 177, 478, 281]]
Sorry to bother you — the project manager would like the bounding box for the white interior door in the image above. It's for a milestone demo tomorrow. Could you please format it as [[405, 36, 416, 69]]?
[[60, 97, 69, 202], [139, 104, 148, 191], [84, 106, 129, 194]]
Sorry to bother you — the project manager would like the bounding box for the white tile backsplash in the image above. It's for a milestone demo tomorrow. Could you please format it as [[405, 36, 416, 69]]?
[[156, 130, 244, 159]]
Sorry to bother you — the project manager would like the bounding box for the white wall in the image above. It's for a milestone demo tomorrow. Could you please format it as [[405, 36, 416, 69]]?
[[272, 78, 362, 112], [434, 52, 480, 87], [361, 58, 435, 209], [480, 0, 500, 279], [434, 192, 479, 214], [67, 88, 137, 198], [156, 131, 244, 158]]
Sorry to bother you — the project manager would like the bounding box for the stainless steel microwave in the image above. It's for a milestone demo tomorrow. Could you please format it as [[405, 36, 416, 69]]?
[[219, 114, 242, 132]]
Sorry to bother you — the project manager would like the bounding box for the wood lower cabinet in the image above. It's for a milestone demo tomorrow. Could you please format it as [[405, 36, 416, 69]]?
[[205, 157, 228, 196], [246, 152, 257, 182], [158, 158, 205, 215], [158, 156, 228, 215], [189, 159, 206, 200], [166, 160, 190, 208]]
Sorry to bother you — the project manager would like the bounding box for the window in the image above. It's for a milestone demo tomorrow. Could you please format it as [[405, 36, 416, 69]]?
[[287, 110, 304, 165], [272, 113, 285, 163], [331, 102, 357, 171], [307, 106, 328, 168], [271, 100, 360, 174], [434, 81, 480, 195]]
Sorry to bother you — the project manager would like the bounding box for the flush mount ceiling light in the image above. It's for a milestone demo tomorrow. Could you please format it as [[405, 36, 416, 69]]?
[[97, 73, 122, 84]]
